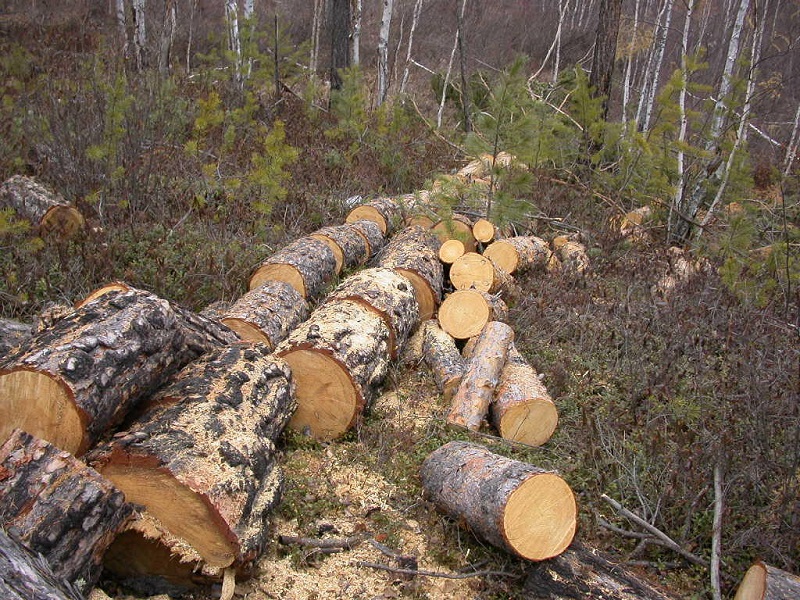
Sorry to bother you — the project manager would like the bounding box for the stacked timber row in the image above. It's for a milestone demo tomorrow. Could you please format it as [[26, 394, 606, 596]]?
[[0, 175, 85, 238]]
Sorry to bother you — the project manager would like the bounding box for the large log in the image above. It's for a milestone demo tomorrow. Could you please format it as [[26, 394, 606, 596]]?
[[438, 289, 508, 340], [0, 528, 84, 600], [310, 224, 369, 273], [449, 252, 514, 294], [734, 562, 800, 600], [447, 321, 514, 431], [345, 196, 402, 235], [0, 175, 84, 238], [420, 441, 576, 561], [483, 236, 551, 275], [431, 214, 476, 252], [0, 318, 32, 356], [89, 343, 294, 577], [0, 429, 133, 595], [249, 236, 337, 299], [421, 320, 466, 400], [277, 300, 390, 441], [74, 281, 132, 309], [377, 225, 443, 321], [0, 287, 238, 455], [348, 219, 387, 261], [325, 267, 419, 359], [220, 280, 309, 350]]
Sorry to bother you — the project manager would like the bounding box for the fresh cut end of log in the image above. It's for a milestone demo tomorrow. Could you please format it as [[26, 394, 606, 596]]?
[[496, 398, 558, 447], [449, 252, 498, 293], [438, 290, 491, 340], [346, 205, 388, 234], [472, 218, 496, 243], [219, 318, 272, 348], [249, 263, 305, 297], [438, 239, 466, 264], [396, 268, 437, 321], [734, 561, 800, 600]]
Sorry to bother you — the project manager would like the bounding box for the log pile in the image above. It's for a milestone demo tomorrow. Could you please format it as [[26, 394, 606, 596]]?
[[0, 175, 85, 238]]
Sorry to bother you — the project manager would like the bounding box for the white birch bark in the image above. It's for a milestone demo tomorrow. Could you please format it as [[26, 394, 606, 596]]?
[[637, 0, 675, 132], [115, 0, 129, 58], [226, 0, 243, 89], [133, 0, 147, 71], [670, 0, 694, 241], [186, 0, 198, 74], [710, 0, 751, 142], [783, 104, 800, 177], [352, 0, 362, 66], [310, 0, 323, 76], [244, 0, 254, 18], [553, 0, 570, 83], [400, 0, 423, 94], [621, 0, 642, 124], [437, 23, 460, 128], [377, 0, 394, 106]]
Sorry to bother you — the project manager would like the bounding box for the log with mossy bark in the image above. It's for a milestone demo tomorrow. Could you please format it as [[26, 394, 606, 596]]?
[[483, 235, 551, 275], [0, 429, 134, 595], [0, 175, 84, 238], [309, 223, 370, 273], [277, 300, 390, 441], [345, 196, 402, 235], [449, 252, 515, 296], [0, 287, 238, 455], [249, 236, 337, 299], [420, 441, 576, 561], [438, 289, 508, 340], [734, 562, 800, 600], [421, 320, 465, 400], [88, 343, 294, 580], [348, 219, 386, 261]]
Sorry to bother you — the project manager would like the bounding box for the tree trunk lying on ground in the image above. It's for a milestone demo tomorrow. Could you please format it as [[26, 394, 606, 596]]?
[[219, 280, 309, 350], [734, 562, 800, 600], [310, 223, 370, 273], [277, 300, 390, 441], [450, 252, 514, 294], [0, 429, 133, 595], [0, 175, 85, 238], [0, 287, 238, 455], [552, 236, 590, 276], [398, 190, 437, 229], [348, 219, 386, 261], [420, 441, 576, 561], [0, 318, 32, 356], [432, 213, 476, 252], [377, 225, 443, 321], [422, 320, 466, 400], [89, 343, 293, 580], [438, 289, 508, 340], [345, 196, 402, 235], [483, 236, 551, 275], [249, 236, 337, 299]]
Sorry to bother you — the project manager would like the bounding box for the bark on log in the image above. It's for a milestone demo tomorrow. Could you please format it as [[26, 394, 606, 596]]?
[[483, 236, 551, 275], [349, 219, 386, 260], [431, 213, 476, 252], [397, 191, 438, 228], [449, 252, 514, 295], [0, 287, 238, 455], [220, 280, 309, 350], [447, 321, 514, 431], [438, 289, 508, 340], [422, 320, 466, 400], [0, 528, 84, 600], [734, 562, 800, 600], [552, 237, 590, 276], [420, 441, 576, 561], [0, 176, 84, 238], [249, 236, 337, 299], [0, 429, 133, 594], [74, 281, 132, 309], [89, 343, 294, 575], [438, 239, 466, 265], [377, 226, 443, 321], [345, 196, 402, 235], [325, 267, 418, 359], [522, 541, 680, 599], [456, 152, 516, 180], [310, 224, 369, 273], [0, 318, 32, 356], [276, 300, 390, 441]]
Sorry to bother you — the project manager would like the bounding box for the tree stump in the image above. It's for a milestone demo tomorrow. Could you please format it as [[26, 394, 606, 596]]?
[[422, 320, 466, 400], [447, 321, 514, 431], [220, 280, 309, 350], [0, 318, 32, 356], [249, 236, 337, 299], [420, 441, 576, 561], [552, 236, 590, 276], [88, 343, 294, 575], [348, 219, 386, 261], [438, 289, 508, 340], [377, 225, 443, 321], [438, 239, 466, 265], [0, 287, 238, 455], [325, 267, 419, 359], [0, 429, 134, 595], [0, 175, 84, 238], [310, 224, 369, 273], [483, 236, 551, 275], [431, 213, 476, 252], [734, 562, 800, 600], [449, 252, 513, 295], [345, 196, 402, 235], [277, 300, 390, 441]]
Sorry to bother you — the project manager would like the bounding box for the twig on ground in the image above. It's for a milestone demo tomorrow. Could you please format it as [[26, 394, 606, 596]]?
[[278, 534, 366, 550], [353, 560, 519, 580]]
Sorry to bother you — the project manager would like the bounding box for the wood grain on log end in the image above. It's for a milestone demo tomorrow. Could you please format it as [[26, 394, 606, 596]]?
[[438, 289, 507, 340], [484, 236, 551, 275], [450, 252, 500, 293], [734, 561, 800, 600], [345, 197, 401, 235], [438, 239, 466, 264], [472, 218, 496, 244]]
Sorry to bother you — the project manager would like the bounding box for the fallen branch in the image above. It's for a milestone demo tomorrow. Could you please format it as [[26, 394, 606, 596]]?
[[353, 560, 518, 580], [278, 534, 366, 550]]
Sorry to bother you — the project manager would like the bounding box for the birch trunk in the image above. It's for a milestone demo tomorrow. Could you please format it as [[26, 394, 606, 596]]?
[[621, 0, 641, 124], [638, 0, 675, 132], [456, 0, 471, 132], [116, 0, 129, 59], [399, 0, 423, 94], [784, 104, 800, 177], [226, 0, 243, 89], [710, 0, 751, 141], [352, 0, 362, 66], [133, 0, 147, 71], [437, 21, 460, 128], [310, 0, 322, 75], [377, 0, 394, 106]]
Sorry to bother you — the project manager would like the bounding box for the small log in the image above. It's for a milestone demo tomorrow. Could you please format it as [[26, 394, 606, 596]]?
[[422, 320, 466, 400], [0, 318, 32, 356], [472, 218, 496, 244], [447, 321, 514, 431], [345, 196, 402, 235], [734, 562, 800, 600], [438, 289, 508, 340], [310, 224, 369, 273], [349, 219, 386, 260], [0, 528, 84, 600], [483, 236, 551, 275], [0, 429, 133, 594], [377, 226, 444, 321], [398, 191, 438, 228], [431, 214, 476, 252], [89, 343, 294, 576], [249, 236, 337, 299], [277, 300, 390, 441], [0, 287, 238, 455], [220, 280, 309, 350], [438, 239, 466, 265], [456, 152, 517, 180], [449, 252, 514, 295], [552, 236, 590, 275], [0, 175, 84, 238], [420, 441, 576, 561], [325, 267, 419, 359]]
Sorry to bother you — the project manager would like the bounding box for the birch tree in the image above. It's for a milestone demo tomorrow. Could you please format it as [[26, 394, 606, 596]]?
[[115, 0, 129, 60], [377, 0, 394, 106], [352, 0, 362, 66], [437, 23, 460, 128], [133, 0, 147, 71], [399, 0, 423, 94], [710, 0, 751, 141], [621, 0, 642, 124], [636, 0, 675, 132], [226, 0, 243, 89], [310, 0, 323, 76], [783, 104, 800, 177], [158, 0, 177, 74]]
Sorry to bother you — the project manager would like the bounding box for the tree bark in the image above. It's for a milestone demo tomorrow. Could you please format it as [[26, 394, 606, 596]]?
[[422, 320, 466, 400], [0, 287, 238, 455], [349, 219, 387, 260], [310, 223, 370, 273], [249, 236, 337, 299], [449, 252, 514, 294], [399, 0, 424, 94], [226, 0, 243, 88], [637, 0, 674, 132], [352, 0, 362, 66], [438, 289, 508, 340], [133, 0, 147, 71], [588, 0, 623, 120], [552, 237, 590, 275], [330, 0, 350, 90], [377, 0, 394, 106], [420, 441, 577, 561], [89, 343, 294, 575], [483, 236, 551, 275], [734, 561, 800, 600], [0, 429, 134, 595], [345, 196, 403, 235], [158, 0, 176, 74], [0, 176, 84, 238], [0, 318, 32, 356]]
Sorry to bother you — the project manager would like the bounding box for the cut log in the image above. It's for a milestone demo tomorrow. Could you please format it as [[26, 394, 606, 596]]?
[[220, 280, 309, 350], [0, 528, 84, 600], [325, 267, 418, 359], [431, 213, 476, 252], [0, 287, 238, 455], [438, 239, 466, 265], [522, 541, 680, 599], [449, 252, 514, 295], [249, 236, 337, 299], [438, 289, 508, 340], [420, 441, 576, 561], [472, 218, 496, 244], [377, 225, 443, 321], [88, 343, 294, 576], [74, 281, 132, 309], [483, 236, 551, 275], [0, 318, 32, 356], [348, 219, 386, 260], [734, 562, 800, 600], [345, 196, 402, 235], [552, 236, 590, 275], [421, 320, 466, 400], [447, 321, 514, 430], [456, 152, 517, 180], [398, 191, 438, 228], [0, 429, 133, 594], [310, 224, 369, 273], [276, 300, 390, 441], [0, 175, 84, 238], [198, 299, 232, 322], [34, 302, 72, 333]]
